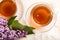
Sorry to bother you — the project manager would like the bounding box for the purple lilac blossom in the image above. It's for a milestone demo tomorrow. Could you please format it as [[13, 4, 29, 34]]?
[[0, 17, 27, 40]]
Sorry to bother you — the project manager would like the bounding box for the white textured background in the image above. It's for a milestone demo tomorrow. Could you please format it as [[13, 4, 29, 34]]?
[[18, 0, 60, 40]]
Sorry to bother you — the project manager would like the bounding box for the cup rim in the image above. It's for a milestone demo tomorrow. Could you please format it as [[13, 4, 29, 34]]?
[[14, 0, 23, 20], [25, 2, 57, 32]]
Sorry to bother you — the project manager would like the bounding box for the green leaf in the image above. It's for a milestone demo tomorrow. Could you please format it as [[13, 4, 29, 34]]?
[[8, 16, 35, 34], [9, 20, 35, 34], [8, 16, 17, 26], [10, 20, 25, 30], [23, 26, 35, 34]]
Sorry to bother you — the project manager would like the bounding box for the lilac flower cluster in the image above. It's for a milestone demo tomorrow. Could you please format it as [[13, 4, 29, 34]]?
[[0, 17, 27, 40]]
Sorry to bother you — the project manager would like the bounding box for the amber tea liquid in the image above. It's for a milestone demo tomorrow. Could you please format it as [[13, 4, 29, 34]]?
[[29, 4, 53, 29]]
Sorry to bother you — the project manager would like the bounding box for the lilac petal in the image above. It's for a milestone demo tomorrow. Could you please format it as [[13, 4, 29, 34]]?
[[0, 25, 4, 32]]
